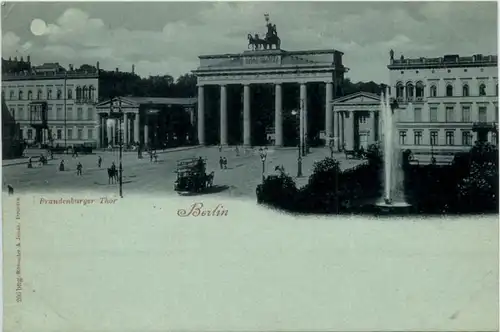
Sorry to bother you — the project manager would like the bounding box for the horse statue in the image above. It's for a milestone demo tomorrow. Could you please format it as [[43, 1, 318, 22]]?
[[265, 23, 281, 49], [247, 34, 267, 50]]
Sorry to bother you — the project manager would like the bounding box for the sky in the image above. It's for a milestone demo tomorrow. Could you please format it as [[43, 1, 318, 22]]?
[[1, 1, 497, 83]]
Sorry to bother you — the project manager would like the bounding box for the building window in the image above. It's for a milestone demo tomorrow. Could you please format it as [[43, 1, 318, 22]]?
[[359, 115, 367, 124], [82, 86, 88, 100], [493, 132, 498, 146], [414, 131, 422, 145], [89, 86, 95, 101], [57, 89, 62, 99], [77, 108, 83, 120], [56, 107, 63, 120], [57, 129, 62, 139], [77, 128, 83, 139], [478, 107, 487, 123], [68, 89, 73, 99], [445, 106, 455, 122], [496, 84, 498, 96], [18, 107, 24, 120], [76, 86, 82, 100], [462, 131, 472, 146], [406, 83, 414, 100], [47, 105, 53, 120], [461, 106, 471, 122], [47, 89, 52, 100], [399, 131, 407, 145], [396, 82, 404, 98], [88, 108, 94, 120], [19, 90, 23, 100], [446, 84, 453, 97], [10, 108, 15, 118], [88, 129, 93, 139], [27, 90, 32, 100], [495, 107, 498, 122], [430, 107, 438, 122], [462, 84, 469, 97], [479, 84, 486, 96], [10, 90, 14, 100], [415, 82, 424, 99], [67, 129, 73, 139], [430, 85, 437, 97], [67, 107, 73, 120], [430, 131, 438, 146], [27, 129, 33, 140], [446, 131, 455, 145], [414, 108, 422, 122], [37, 89, 43, 100]]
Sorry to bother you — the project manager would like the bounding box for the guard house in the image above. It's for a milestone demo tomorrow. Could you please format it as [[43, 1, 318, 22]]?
[[95, 97, 197, 148], [192, 15, 347, 147]]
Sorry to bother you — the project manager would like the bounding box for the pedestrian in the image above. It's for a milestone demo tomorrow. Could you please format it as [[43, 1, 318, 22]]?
[[98, 156, 102, 168], [59, 160, 65, 171], [154, 152, 158, 163], [150, 151, 153, 163], [76, 162, 83, 176], [219, 156, 224, 169], [223, 157, 228, 169], [27, 157, 33, 169], [218, 145, 222, 153], [235, 145, 240, 156]]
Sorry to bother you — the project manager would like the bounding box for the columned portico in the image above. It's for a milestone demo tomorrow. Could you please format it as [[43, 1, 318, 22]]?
[[331, 92, 382, 151], [134, 115, 139, 144]]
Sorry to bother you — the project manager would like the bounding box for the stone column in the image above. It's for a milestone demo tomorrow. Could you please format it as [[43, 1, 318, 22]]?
[[134, 113, 139, 144], [123, 112, 129, 145], [300, 83, 308, 145], [274, 83, 283, 146], [197, 85, 205, 145], [106, 117, 112, 147], [100, 115, 106, 148], [333, 110, 339, 150], [370, 110, 377, 144], [243, 84, 251, 146], [325, 82, 333, 145], [344, 111, 354, 150], [220, 85, 228, 145], [144, 118, 149, 146]]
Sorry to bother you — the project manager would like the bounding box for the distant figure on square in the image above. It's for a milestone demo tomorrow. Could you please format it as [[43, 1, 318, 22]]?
[[27, 157, 33, 168], [218, 145, 222, 153], [154, 152, 158, 163], [59, 160, 65, 171], [219, 156, 224, 169], [223, 157, 228, 169], [76, 162, 83, 176], [235, 145, 240, 156], [98, 156, 102, 168]]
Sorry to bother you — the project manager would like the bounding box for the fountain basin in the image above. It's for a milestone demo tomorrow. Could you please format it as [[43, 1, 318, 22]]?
[[375, 200, 412, 215]]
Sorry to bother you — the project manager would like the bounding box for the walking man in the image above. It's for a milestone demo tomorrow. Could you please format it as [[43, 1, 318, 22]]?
[[98, 156, 102, 168], [219, 156, 224, 169], [76, 162, 83, 176]]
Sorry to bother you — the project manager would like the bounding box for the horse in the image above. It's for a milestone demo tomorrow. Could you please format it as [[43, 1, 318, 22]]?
[[7, 185, 14, 195], [265, 34, 281, 50], [205, 171, 215, 188], [247, 34, 267, 50], [107, 168, 118, 184]]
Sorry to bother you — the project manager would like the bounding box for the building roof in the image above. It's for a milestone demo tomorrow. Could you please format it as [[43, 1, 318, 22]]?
[[332, 91, 381, 104], [123, 97, 197, 105], [388, 53, 498, 70]]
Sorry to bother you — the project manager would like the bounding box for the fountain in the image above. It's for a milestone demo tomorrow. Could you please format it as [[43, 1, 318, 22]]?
[[375, 87, 411, 214]]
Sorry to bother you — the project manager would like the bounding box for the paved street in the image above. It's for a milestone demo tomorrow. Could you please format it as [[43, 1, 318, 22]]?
[[2, 146, 364, 197]]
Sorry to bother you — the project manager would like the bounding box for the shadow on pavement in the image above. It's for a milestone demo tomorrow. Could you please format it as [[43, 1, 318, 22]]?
[[177, 185, 230, 196]]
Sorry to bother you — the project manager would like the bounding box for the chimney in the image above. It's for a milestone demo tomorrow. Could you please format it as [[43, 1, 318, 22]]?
[[96, 61, 100, 70], [132, 64, 135, 74]]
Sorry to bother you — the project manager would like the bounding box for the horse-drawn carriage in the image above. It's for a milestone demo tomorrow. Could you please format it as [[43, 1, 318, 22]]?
[[174, 157, 214, 194]]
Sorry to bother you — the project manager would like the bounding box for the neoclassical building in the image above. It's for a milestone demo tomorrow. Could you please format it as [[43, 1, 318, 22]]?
[[388, 53, 498, 157], [2, 58, 99, 147], [192, 49, 346, 147]]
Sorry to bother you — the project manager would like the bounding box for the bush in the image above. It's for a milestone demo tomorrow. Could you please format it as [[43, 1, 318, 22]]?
[[256, 169, 298, 211]]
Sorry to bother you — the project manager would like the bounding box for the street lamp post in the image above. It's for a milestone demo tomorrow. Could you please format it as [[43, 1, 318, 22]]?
[[259, 147, 267, 182], [300, 98, 307, 156], [291, 110, 303, 177], [110, 97, 124, 198]]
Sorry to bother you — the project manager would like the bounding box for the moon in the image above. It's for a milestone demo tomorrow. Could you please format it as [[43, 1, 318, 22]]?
[[30, 19, 47, 36]]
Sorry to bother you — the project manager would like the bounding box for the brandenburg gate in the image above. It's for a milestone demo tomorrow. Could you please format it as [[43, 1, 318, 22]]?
[[193, 48, 346, 147]]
